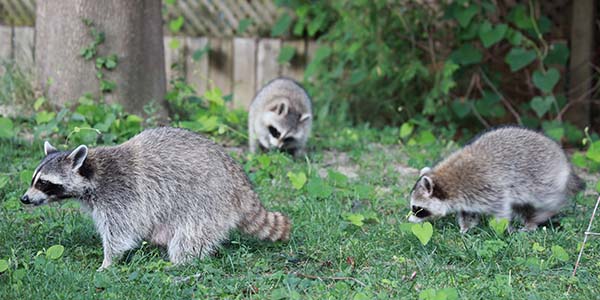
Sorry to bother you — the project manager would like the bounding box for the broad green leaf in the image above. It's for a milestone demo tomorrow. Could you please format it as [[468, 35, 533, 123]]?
[[411, 222, 433, 245], [532, 68, 560, 93], [164, 0, 175, 4], [0, 176, 8, 189], [169, 38, 180, 50], [451, 100, 471, 118], [46, 245, 65, 260], [304, 46, 331, 78], [343, 213, 365, 227], [450, 44, 482, 65], [204, 88, 225, 107], [478, 21, 507, 48], [505, 47, 536, 71], [507, 4, 533, 30], [306, 177, 333, 198], [307, 12, 326, 37], [287, 171, 307, 190], [34, 97, 46, 110], [271, 14, 292, 37], [277, 46, 295, 64], [0, 117, 14, 138], [417, 131, 436, 145], [571, 152, 586, 168], [506, 29, 523, 46], [454, 5, 478, 28], [532, 242, 545, 252], [399, 122, 414, 139], [551, 245, 569, 262], [489, 218, 509, 235], [169, 16, 184, 33], [586, 141, 600, 163], [542, 120, 564, 141], [237, 18, 252, 34], [545, 43, 569, 65], [0, 259, 8, 272], [530, 96, 554, 118]]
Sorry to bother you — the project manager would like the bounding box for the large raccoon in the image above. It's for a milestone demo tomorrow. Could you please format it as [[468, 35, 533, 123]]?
[[21, 127, 291, 270], [408, 126, 584, 233], [248, 77, 312, 157]]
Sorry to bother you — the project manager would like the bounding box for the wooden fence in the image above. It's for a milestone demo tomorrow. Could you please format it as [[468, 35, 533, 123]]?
[[0, 25, 317, 109]]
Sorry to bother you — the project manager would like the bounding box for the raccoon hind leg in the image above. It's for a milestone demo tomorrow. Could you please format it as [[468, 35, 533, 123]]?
[[167, 226, 227, 265], [512, 203, 557, 231]]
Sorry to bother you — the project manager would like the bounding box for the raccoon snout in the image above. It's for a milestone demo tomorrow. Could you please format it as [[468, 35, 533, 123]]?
[[20, 195, 31, 204], [412, 206, 432, 218]]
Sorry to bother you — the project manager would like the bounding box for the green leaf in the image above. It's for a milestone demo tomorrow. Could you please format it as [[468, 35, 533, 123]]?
[[505, 47, 536, 71], [596, 181, 600, 193], [450, 44, 482, 65], [532, 68, 560, 93], [204, 88, 225, 107], [104, 55, 118, 70], [542, 120, 564, 141], [237, 18, 252, 34], [454, 5, 478, 28], [307, 12, 327, 37], [478, 22, 507, 48], [271, 13, 292, 37], [530, 96, 554, 118], [192, 45, 210, 61], [545, 43, 569, 65], [489, 218, 509, 235], [508, 4, 533, 30], [0, 176, 8, 189], [304, 46, 331, 78], [411, 222, 433, 245], [306, 177, 333, 198], [506, 29, 523, 46], [451, 100, 472, 118], [417, 131, 436, 145], [343, 213, 365, 227], [164, 0, 175, 4], [0, 259, 8, 273], [551, 245, 569, 262], [20, 170, 33, 184], [571, 152, 586, 168], [399, 122, 414, 139], [34, 97, 46, 110], [169, 38, 181, 50], [277, 46, 296, 64], [287, 171, 307, 190], [532, 242, 545, 252], [35, 111, 56, 124], [46, 245, 65, 260], [586, 141, 600, 163], [0, 117, 14, 138], [169, 16, 184, 33]]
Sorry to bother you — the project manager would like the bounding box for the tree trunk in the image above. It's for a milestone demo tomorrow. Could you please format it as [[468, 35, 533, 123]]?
[[35, 0, 167, 117]]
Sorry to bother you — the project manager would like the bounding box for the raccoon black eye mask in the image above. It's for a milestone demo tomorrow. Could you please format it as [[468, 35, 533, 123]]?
[[21, 127, 292, 271]]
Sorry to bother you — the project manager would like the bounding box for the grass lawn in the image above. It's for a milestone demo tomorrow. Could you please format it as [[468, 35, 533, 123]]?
[[0, 126, 599, 299]]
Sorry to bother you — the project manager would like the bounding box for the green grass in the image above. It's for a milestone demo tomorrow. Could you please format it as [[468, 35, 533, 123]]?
[[1, 127, 599, 299]]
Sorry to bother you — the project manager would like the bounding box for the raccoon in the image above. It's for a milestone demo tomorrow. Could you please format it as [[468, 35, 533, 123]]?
[[248, 77, 312, 157], [20, 127, 291, 270], [408, 126, 585, 233]]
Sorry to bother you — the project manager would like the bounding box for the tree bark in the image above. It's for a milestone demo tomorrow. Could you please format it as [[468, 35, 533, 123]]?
[[35, 0, 167, 117]]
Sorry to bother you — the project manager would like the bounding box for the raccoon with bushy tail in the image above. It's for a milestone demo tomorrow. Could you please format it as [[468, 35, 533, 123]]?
[[248, 77, 312, 157], [408, 126, 585, 233], [21, 127, 291, 270]]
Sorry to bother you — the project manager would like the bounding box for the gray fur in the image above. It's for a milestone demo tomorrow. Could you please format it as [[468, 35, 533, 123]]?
[[248, 77, 312, 157], [22, 127, 291, 270], [408, 126, 584, 233]]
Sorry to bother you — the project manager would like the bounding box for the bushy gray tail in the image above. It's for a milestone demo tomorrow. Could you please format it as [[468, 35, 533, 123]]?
[[239, 203, 291, 242], [567, 172, 586, 195]]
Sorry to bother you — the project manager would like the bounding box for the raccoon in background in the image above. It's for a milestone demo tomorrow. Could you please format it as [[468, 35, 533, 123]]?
[[248, 77, 312, 157], [21, 127, 291, 270], [408, 126, 585, 233]]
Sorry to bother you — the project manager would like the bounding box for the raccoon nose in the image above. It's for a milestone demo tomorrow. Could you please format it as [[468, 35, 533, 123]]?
[[20, 195, 31, 204]]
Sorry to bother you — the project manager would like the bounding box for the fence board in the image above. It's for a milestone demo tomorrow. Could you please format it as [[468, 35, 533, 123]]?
[[232, 37, 256, 109], [256, 38, 281, 90], [185, 36, 209, 96], [164, 36, 185, 84], [281, 39, 306, 82], [12, 26, 33, 70], [208, 38, 233, 96], [0, 25, 12, 61]]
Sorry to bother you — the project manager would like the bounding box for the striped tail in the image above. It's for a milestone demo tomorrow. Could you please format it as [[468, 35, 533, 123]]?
[[239, 203, 291, 242]]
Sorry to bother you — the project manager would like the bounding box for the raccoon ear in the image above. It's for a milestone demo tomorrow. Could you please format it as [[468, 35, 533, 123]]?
[[299, 113, 311, 123], [44, 141, 58, 156], [67, 145, 88, 171], [419, 167, 432, 177], [269, 100, 289, 116], [420, 176, 434, 197]]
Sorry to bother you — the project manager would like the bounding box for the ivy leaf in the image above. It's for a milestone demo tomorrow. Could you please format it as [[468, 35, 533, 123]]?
[[399, 122, 414, 139], [287, 171, 307, 190], [545, 43, 569, 66], [0, 259, 8, 273], [454, 5, 478, 28], [271, 14, 292, 37], [505, 47, 536, 71], [532, 68, 560, 94], [304, 46, 331, 78], [277, 46, 296, 64], [542, 120, 564, 141], [35, 111, 56, 124], [478, 22, 507, 48], [0, 117, 14, 138], [451, 99, 472, 118], [586, 141, 600, 163], [306, 177, 333, 199], [169, 38, 181, 50], [450, 44, 482, 65], [169, 16, 184, 33], [46, 245, 65, 260], [530, 96, 554, 118], [507, 4, 533, 30], [411, 222, 433, 245], [551, 245, 569, 262], [506, 29, 523, 46], [237, 18, 252, 35]]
